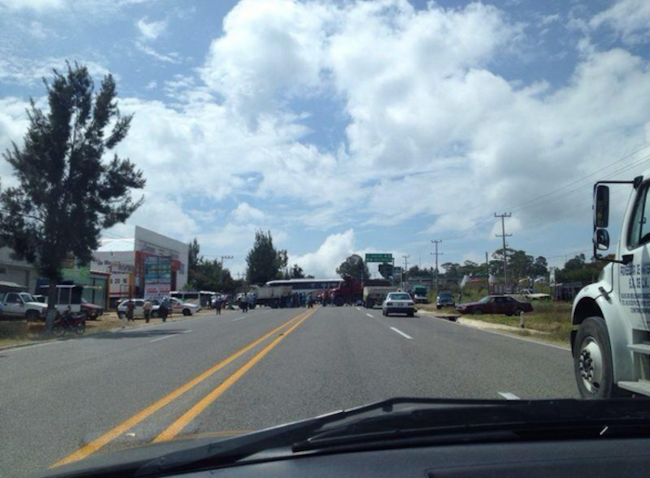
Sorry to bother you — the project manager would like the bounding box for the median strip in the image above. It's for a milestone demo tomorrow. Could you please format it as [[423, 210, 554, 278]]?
[[51, 310, 307, 468], [154, 307, 317, 442]]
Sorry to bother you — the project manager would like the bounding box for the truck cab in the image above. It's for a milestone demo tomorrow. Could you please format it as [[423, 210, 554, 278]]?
[[0, 281, 47, 321], [572, 174, 650, 398]]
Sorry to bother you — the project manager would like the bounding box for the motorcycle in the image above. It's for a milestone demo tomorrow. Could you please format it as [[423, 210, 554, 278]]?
[[53, 308, 87, 336]]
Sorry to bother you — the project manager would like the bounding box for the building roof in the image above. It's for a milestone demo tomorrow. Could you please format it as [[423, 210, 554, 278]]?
[[97, 238, 135, 252]]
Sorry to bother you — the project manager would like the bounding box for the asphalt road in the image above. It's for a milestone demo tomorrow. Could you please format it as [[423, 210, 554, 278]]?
[[0, 305, 577, 478]]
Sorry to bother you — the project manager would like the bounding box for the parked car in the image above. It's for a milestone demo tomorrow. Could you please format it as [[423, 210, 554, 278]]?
[[436, 291, 455, 309], [117, 299, 160, 319], [455, 295, 533, 316], [81, 298, 104, 320], [170, 297, 199, 316], [382, 292, 416, 317]]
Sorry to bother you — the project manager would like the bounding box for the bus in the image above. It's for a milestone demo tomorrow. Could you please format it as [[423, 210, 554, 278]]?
[[265, 279, 342, 297], [170, 290, 215, 308]]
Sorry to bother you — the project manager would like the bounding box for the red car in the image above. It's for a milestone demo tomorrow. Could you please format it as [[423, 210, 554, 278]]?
[[81, 299, 104, 320], [455, 295, 532, 316]]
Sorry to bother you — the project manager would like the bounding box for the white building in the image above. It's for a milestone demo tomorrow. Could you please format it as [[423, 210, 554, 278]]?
[[92, 226, 189, 306]]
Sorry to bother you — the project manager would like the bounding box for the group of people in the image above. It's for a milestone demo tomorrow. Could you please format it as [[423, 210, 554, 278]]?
[[122, 297, 171, 329]]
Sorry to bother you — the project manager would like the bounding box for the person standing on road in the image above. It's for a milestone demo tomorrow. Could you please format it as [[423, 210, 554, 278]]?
[[307, 294, 314, 309], [126, 300, 135, 322], [241, 293, 249, 313], [143, 299, 152, 323], [215, 296, 222, 315], [160, 297, 170, 323]]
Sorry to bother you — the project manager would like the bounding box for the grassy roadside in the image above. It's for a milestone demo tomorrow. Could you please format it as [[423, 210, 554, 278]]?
[[460, 301, 573, 345], [0, 309, 223, 349], [418, 300, 573, 346]]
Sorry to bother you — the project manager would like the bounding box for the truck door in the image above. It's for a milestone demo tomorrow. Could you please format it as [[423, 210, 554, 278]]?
[[4, 292, 25, 317], [619, 182, 650, 330]]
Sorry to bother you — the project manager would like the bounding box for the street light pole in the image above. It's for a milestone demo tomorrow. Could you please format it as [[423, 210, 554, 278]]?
[[401, 255, 410, 290]]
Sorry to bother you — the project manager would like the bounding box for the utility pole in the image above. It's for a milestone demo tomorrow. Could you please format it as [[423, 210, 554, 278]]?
[[401, 254, 410, 290], [220, 255, 234, 287], [431, 240, 443, 293], [494, 213, 512, 292], [485, 251, 490, 294]]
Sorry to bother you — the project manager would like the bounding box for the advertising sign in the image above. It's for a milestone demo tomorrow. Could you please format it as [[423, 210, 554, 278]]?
[[144, 284, 171, 302], [144, 256, 171, 301]]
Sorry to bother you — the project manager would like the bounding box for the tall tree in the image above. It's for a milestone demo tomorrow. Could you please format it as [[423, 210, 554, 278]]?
[[531, 256, 549, 277], [188, 238, 200, 284], [245, 230, 286, 284], [290, 264, 305, 279], [0, 63, 145, 331], [336, 254, 370, 282]]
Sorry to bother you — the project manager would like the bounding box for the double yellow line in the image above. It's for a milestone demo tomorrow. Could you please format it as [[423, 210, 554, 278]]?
[[53, 308, 317, 468]]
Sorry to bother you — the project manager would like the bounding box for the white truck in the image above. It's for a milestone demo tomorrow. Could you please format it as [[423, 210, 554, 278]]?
[[572, 174, 650, 398], [249, 285, 292, 308], [0, 281, 48, 321]]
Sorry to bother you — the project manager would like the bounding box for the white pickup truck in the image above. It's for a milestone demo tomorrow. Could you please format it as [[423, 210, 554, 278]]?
[[0, 281, 47, 321], [572, 174, 650, 398]]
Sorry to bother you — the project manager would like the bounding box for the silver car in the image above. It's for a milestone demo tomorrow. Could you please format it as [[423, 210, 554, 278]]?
[[382, 292, 416, 317]]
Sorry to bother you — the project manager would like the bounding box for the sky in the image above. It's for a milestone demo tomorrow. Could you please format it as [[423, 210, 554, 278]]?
[[1, 0, 650, 278]]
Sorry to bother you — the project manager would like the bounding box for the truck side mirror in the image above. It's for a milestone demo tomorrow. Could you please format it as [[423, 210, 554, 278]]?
[[594, 228, 610, 251], [594, 185, 610, 228]]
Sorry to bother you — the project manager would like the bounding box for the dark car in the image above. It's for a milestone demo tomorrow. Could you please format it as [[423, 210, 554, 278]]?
[[436, 291, 455, 309], [455, 295, 532, 316]]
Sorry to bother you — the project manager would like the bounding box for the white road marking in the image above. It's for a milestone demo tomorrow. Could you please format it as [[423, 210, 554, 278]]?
[[356, 307, 361, 311], [366, 313, 374, 318], [181, 329, 192, 334], [232, 316, 247, 322], [3, 340, 62, 353], [390, 327, 413, 340], [498, 392, 520, 400], [149, 335, 175, 343]]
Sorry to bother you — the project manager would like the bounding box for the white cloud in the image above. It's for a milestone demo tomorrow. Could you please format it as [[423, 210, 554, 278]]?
[[137, 17, 167, 41], [0, 55, 112, 86], [291, 229, 356, 278], [200, 0, 335, 120], [0, 0, 62, 10], [232, 202, 265, 222], [591, 0, 650, 45], [135, 42, 181, 64]]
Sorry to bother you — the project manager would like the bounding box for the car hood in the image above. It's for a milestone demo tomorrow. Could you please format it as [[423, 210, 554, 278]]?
[[25, 301, 47, 309], [37, 433, 242, 478], [457, 301, 482, 307]]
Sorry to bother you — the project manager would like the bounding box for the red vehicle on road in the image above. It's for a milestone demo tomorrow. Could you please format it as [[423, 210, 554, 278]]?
[[455, 295, 533, 316], [329, 276, 391, 306]]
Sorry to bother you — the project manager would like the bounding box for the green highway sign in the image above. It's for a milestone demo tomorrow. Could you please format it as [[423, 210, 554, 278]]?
[[365, 253, 393, 263]]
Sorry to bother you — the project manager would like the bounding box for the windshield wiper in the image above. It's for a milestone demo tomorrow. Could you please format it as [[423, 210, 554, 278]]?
[[133, 397, 650, 476]]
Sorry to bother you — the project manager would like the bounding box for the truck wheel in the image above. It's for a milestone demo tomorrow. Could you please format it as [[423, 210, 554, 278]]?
[[366, 299, 375, 309], [334, 296, 345, 307], [26, 310, 40, 322], [574, 317, 618, 399], [183, 308, 192, 316]]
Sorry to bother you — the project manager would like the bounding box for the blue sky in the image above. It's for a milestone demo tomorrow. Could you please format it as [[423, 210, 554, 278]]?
[[1, 0, 650, 277]]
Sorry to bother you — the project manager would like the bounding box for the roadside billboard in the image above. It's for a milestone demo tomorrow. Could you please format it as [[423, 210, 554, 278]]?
[[144, 256, 172, 301]]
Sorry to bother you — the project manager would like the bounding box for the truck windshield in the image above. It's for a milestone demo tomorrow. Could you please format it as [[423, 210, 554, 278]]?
[[19, 293, 34, 303]]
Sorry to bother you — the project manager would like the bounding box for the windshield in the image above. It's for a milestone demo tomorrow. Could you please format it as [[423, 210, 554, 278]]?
[[0, 0, 644, 476]]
